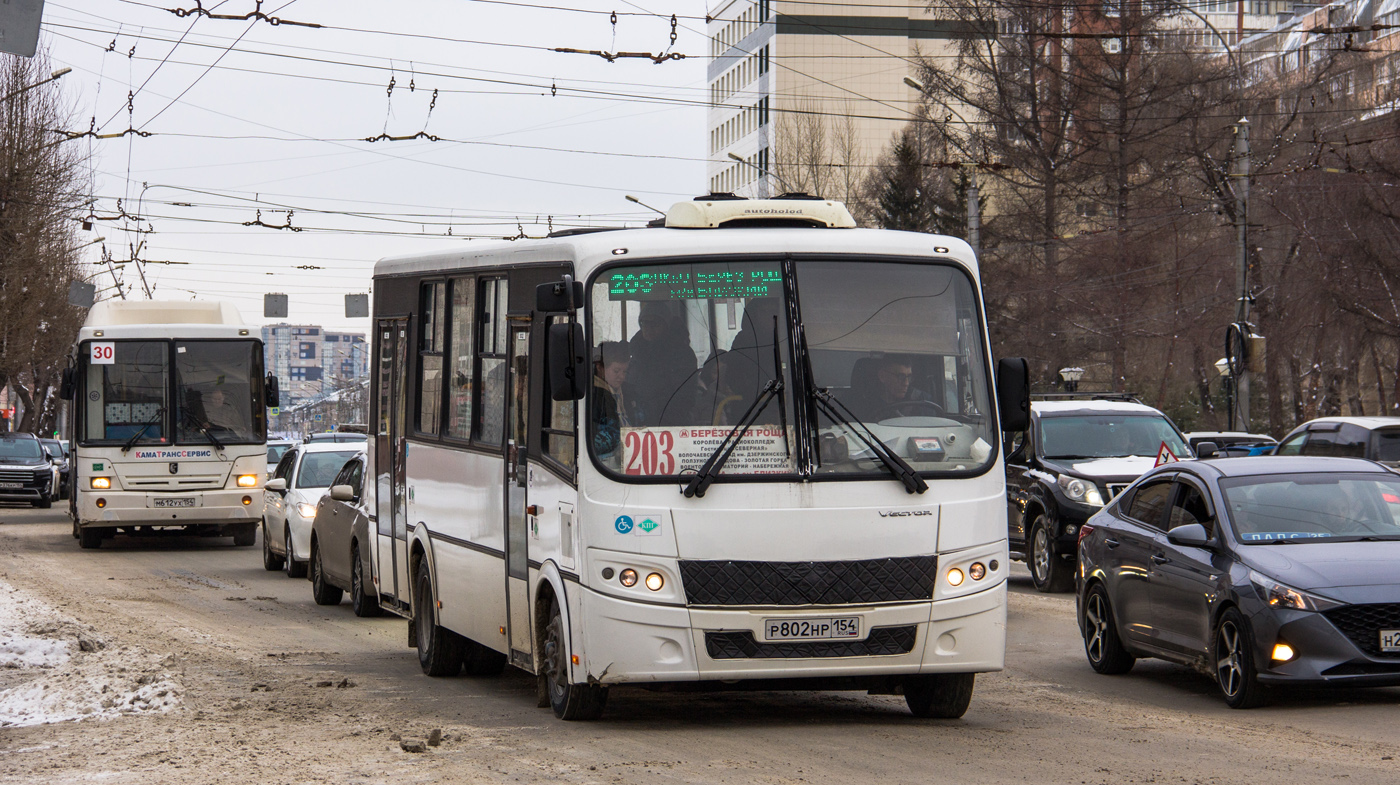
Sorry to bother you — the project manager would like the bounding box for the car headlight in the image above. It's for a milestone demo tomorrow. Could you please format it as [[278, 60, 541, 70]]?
[[1249, 570, 1342, 611], [296, 502, 318, 519], [1057, 474, 1105, 506]]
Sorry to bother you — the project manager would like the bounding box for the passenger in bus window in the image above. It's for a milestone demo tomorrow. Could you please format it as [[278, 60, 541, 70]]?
[[723, 297, 781, 422], [592, 341, 630, 464], [623, 302, 695, 426]]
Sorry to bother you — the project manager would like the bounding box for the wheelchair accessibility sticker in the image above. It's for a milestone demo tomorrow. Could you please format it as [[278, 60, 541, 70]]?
[[614, 515, 634, 534]]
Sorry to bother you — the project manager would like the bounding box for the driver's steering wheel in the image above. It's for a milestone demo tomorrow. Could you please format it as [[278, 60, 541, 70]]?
[[873, 400, 945, 420]]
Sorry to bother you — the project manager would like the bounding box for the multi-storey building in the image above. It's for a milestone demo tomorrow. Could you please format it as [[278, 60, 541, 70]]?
[[706, 0, 979, 198], [261, 324, 367, 405]]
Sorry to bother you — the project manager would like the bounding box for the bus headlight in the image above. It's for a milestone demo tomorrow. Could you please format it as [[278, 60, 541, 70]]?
[[91, 477, 111, 490], [236, 474, 258, 488], [645, 572, 665, 591], [619, 569, 638, 587], [946, 567, 965, 587]]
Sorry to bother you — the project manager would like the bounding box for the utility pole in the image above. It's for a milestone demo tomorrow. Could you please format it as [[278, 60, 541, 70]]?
[[1233, 117, 1251, 432], [965, 164, 980, 256]]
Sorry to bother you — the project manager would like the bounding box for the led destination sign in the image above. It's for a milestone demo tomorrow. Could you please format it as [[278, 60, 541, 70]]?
[[606, 265, 782, 301]]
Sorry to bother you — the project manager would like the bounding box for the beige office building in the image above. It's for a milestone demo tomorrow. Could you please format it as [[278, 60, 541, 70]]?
[[706, 0, 971, 199]]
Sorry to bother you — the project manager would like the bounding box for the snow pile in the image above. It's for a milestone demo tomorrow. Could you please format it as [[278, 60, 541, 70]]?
[[0, 579, 183, 727]]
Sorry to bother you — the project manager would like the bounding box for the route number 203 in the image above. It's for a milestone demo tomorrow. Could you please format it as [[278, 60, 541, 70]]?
[[623, 430, 676, 475]]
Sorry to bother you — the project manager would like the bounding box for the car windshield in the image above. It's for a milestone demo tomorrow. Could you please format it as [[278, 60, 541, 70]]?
[[1040, 414, 1191, 460], [1221, 473, 1400, 542], [586, 258, 994, 480], [175, 341, 265, 445], [42, 442, 63, 459], [1377, 429, 1400, 463], [0, 439, 43, 461], [296, 451, 360, 489]]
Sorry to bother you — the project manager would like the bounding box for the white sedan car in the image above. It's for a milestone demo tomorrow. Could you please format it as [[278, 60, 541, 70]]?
[[262, 442, 363, 578]]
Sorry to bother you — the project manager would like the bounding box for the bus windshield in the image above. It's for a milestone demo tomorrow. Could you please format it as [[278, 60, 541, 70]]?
[[587, 258, 995, 481], [80, 340, 170, 445], [175, 341, 265, 445]]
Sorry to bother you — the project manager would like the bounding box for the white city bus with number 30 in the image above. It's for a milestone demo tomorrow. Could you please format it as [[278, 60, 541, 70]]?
[[60, 300, 279, 550], [367, 196, 1030, 720]]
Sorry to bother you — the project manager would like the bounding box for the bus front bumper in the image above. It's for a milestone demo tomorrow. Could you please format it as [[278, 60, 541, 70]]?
[[575, 582, 1006, 686], [75, 489, 263, 528]]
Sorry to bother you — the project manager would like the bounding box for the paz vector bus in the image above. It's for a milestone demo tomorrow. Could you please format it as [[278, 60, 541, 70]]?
[[365, 196, 1030, 720], [60, 300, 279, 549]]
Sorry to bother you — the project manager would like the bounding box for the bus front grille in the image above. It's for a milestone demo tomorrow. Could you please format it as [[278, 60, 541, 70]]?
[[678, 556, 937, 606], [705, 625, 918, 659]]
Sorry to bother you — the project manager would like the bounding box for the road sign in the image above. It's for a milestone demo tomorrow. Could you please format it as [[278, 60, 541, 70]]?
[[314, 414, 324, 422], [1155, 441, 1179, 467], [264, 293, 288, 318], [345, 293, 368, 318], [269, 407, 280, 416], [0, 0, 45, 57]]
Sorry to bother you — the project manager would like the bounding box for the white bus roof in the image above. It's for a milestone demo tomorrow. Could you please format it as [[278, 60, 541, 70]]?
[[77, 300, 257, 341], [374, 224, 977, 282]]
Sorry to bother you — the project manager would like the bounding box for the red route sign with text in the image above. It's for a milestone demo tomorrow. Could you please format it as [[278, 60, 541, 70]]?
[[1155, 441, 1179, 467]]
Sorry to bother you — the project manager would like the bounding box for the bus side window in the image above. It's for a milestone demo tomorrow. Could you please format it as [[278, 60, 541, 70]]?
[[417, 281, 446, 435], [477, 278, 509, 446], [542, 315, 577, 475], [445, 276, 475, 440]]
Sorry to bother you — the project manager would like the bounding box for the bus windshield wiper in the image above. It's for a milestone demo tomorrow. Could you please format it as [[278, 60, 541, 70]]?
[[121, 407, 166, 453], [180, 410, 225, 452], [809, 388, 928, 495], [683, 378, 782, 499]]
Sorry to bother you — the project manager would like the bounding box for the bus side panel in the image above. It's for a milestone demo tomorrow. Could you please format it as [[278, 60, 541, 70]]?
[[406, 442, 507, 650], [935, 481, 1006, 553]]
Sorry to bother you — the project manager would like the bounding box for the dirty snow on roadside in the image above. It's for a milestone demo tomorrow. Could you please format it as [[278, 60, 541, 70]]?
[[0, 577, 182, 727]]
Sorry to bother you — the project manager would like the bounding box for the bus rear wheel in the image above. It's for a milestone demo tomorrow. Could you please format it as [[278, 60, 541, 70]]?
[[542, 598, 606, 721], [904, 673, 974, 719], [414, 561, 465, 677]]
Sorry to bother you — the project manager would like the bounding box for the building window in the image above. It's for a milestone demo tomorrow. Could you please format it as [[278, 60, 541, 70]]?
[[299, 342, 316, 360]]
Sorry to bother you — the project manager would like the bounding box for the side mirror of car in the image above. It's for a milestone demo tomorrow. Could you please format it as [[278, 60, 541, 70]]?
[[996, 357, 1030, 433], [329, 484, 355, 502], [1195, 441, 1219, 459], [1167, 522, 1212, 548], [265, 478, 287, 492]]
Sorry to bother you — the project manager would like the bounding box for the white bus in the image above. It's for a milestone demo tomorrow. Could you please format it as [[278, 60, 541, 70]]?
[[60, 300, 279, 550], [368, 197, 1029, 720]]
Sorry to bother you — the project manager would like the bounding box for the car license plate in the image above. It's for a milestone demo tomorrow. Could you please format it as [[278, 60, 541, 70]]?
[[1382, 629, 1400, 653], [763, 617, 861, 641], [0, 482, 22, 489], [152, 497, 196, 508]]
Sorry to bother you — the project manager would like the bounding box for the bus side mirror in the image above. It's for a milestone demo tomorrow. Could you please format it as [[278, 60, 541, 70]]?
[[997, 357, 1030, 433], [266, 374, 280, 408], [547, 322, 587, 401], [59, 367, 75, 401], [536, 280, 584, 313]]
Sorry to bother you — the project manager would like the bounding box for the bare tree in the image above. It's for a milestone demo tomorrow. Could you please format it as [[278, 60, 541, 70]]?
[[0, 50, 91, 434]]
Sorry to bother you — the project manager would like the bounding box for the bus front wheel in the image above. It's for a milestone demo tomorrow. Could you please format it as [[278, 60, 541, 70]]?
[[78, 526, 103, 550], [542, 598, 606, 721], [904, 673, 974, 719], [232, 524, 256, 547]]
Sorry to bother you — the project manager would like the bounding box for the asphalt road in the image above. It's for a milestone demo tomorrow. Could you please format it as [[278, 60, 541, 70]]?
[[2, 506, 1398, 785]]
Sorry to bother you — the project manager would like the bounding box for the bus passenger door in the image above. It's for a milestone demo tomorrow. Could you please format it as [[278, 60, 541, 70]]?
[[504, 322, 533, 668], [375, 317, 411, 611]]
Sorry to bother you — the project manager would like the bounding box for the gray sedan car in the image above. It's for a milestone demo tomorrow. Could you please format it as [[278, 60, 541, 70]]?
[[307, 453, 382, 617], [1077, 456, 1400, 707]]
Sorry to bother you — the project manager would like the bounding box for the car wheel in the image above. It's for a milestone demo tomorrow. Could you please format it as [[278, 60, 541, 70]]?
[[541, 597, 607, 720], [78, 526, 103, 550], [34, 493, 52, 510], [904, 673, 974, 719], [1082, 583, 1135, 674], [1029, 514, 1074, 593], [284, 528, 307, 578], [350, 544, 383, 618], [414, 560, 465, 677], [1214, 607, 1270, 709], [72, 518, 79, 539], [262, 522, 285, 571], [310, 543, 344, 606]]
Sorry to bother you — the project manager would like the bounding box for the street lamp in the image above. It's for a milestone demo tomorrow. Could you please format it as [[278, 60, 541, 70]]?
[[726, 151, 798, 195], [1059, 367, 1085, 393], [1, 67, 72, 102]]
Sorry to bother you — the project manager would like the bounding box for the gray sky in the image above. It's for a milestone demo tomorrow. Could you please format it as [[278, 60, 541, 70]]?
[[43, 0, 708, 332]]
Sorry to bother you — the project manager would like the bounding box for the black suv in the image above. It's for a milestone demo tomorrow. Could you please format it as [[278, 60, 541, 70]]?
[[1003, 395, 1193, 592], [0, 433, 58, 508], [1273, 417, 1400, 464]]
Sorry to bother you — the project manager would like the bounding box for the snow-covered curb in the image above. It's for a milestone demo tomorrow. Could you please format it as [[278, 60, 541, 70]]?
[[0, 578, 183, 727]]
